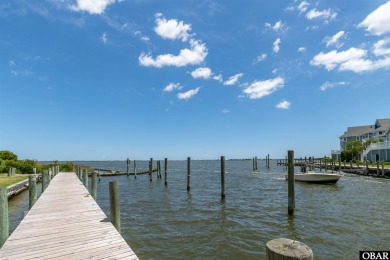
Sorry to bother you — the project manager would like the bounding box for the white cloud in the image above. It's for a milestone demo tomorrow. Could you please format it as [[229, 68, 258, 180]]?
[[69, 0, 115, 15], [100, 32, 108, 44], [223, 73, 244, 85], [320, 81, 349, 91], [273, 38, 281, 53], [222, 109, 230, 113], [324, 31, 345, 48], [298, 1, 309, 13], [213, 74, 223, 82], [243, 77, 284, 99], [306, 8, 337, 20], [298, 47, 306, 52], [373, 38, 390, 56], [163, 83, 182, 92], [358, 1, 390, 36], [276, 100, 291, 109], [191, 67, 212, 79], [310, 48, 367, 71], [255, 53, 267, 62], [139, 39, 208, 68], [177, 87, 200, 100], [265, 20, 286, 32], [154, 13, 192, 42]]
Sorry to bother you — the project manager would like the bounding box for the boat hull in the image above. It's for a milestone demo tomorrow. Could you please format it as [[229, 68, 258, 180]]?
[[285, 172, 342, 184]]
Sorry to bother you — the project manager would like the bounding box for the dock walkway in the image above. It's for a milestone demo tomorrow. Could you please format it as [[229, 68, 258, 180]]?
[[0, 172, 138, 260]]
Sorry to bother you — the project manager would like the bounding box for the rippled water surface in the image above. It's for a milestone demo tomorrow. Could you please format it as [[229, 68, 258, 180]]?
[[9, 160, 390, 259]]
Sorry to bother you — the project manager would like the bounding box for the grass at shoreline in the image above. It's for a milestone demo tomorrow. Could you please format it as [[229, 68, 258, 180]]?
[[0, 174, 29, 187]]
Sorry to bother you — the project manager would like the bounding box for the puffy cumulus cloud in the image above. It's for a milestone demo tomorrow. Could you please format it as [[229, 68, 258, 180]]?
[[324, 31, 345, 48], [265, 20, 287, 32], [243, 77, 284, 99], [191, 67, 212, 79], [213, 74, 223, 82], [320, 81, 349, 91], [358, 1, 390, 36], [373, 38, 390, 56], [255, 53, 267, 63], [177, 87, 200, 100], [311, 47, 390, 73], [163, 82, 182, 92], [310, 48, 368, 71], [139, 40, 208, 68], [306, 8, 337, 20], [273, 38, 281, 53], [298, 1, 309, 13], [154, 13, 192, 42], [223, 73, 244, 85], [276, 100, 291, 109], [69, 0, 115, 15]]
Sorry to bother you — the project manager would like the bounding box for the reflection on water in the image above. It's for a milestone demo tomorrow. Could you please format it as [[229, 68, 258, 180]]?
[[8, 160, 390, 259]]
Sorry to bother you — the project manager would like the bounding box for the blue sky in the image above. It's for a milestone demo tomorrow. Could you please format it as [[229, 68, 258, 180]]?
[[1, 0, 390, 160]]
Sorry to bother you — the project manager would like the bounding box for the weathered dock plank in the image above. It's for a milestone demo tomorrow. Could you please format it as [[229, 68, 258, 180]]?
[[0, 172, 138, 260]]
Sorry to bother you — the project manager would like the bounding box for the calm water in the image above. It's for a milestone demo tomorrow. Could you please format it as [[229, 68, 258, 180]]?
[[9, 160, 390, 259]]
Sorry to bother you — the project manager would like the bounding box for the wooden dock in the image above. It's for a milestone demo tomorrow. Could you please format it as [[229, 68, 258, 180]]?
[[0, 172, 138, 260]]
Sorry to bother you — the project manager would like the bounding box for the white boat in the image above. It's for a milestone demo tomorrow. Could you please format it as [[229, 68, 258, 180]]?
[[285, 171, 343, 184]]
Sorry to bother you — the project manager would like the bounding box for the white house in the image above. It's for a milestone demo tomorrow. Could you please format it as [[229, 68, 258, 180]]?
[[339, 118, 390, 162]]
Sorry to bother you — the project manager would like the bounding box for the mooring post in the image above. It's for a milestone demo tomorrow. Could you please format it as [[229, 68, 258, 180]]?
[[126, 158, 130, 176], [164, 158, 168, 186], [377, 160, 380, 176], [187, 157, 191, 192], [285, 156, 288, 170], [158, 160, 161, 178], [252, 157, 255, 171], [91, 172, 97, 200], [366, 160, 368, 171], [29, 175, 37, 209], [0, 187, 9, 248], [134, 160, 137, 179], [221, 156, 225, 200], [324, 157, 327, 172], [109, 180, 121, 234], [357, 160, 360, 169], [83, 169, 88, 188], [42, 170, 49, 192], [266, 238, 313, 260], [268, 154, 270, 169], [149, 161, 152, 182], [382, 161, 385, 176], [288, 150, 295, 216]]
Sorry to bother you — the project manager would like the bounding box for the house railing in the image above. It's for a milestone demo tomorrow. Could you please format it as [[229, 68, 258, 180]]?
[[362, 141, 390, 157]]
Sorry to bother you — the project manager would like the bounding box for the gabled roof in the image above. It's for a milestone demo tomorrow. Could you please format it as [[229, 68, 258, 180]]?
[[339, 118, 390, 139], [340, 125, 374, 138], [375, 118, 390, 133]]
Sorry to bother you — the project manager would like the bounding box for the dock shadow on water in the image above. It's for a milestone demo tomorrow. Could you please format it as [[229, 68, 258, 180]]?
[[8, 160, 390, 259]]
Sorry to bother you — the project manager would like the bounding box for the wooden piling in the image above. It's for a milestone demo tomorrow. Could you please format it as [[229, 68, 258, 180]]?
[[158, 161, 161, 178], [29, 175, 37, 209], [134, 160, 137, 179], [382, 161, 385, 176], [255, 156, 258, 170], [42, 170, 49, 192], [324, 157, 327, 172], [266, 238, 313, 260], [288, 150, 295, 216], [149, 161, 152, 182], [252, 157, 255, 171], [109, 180, 121, 234], [164, 158, 168, 186], [221, 156, 225, 200], [377, 160, 380, 176], [83, 169, 88, 188], [0, 187, 9, 248], [187, 157, 191, 192], [267, 154, 270, 169], [126, 158, 130, 176], [91, 172, 97, 200], [357, 160, 360, 169]]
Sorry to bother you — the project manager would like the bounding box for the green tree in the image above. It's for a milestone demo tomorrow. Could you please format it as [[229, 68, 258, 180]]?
[[0, 150, 18, 161], [342, 141, 364, 161]]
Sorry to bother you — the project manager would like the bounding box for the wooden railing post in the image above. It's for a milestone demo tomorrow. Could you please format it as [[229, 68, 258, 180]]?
[[0, 187, 9, 248], [42, 170, 49, 192], [91, 172, 97, 200], [109, 180, 121, 233], [29, 175, 37, 209]]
